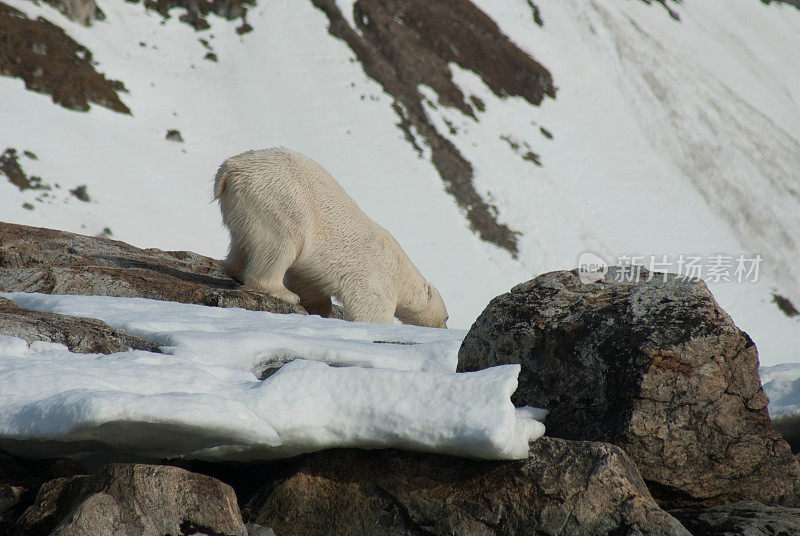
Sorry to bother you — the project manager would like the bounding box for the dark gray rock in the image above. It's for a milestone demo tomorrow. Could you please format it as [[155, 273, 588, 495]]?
[[165, 129, 184, 142], [0, 297, 160, 353], [670, 501, 800, 536], [68, 185, 90, 202], [0, 222, 305, 314], [15, 463, 247, 536], [246, 523, 276, 536], [0, 484, 23, 517], [244, 437, 690, 536], [0, 449, 85, 534], [773, 413, 800, 454], [457, 267, 799, 507]]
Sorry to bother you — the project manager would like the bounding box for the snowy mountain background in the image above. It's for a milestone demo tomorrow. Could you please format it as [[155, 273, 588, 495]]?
[[1, 1, 799, 407]]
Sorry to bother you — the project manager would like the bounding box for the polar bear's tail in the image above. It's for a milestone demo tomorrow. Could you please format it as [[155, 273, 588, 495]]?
[[213, 160, 231, 200]]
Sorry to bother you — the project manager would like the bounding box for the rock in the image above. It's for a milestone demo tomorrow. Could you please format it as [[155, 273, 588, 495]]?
[[669, 501, 800, 536], [68, 184, 90, 202], [773, 413, 800, 454], [244, 438, 690, 536], [52, 0, 100, 26], [165, 129, 184, 142], [0, 297, 160, 353], [457, 267, 799, 507], [0, 449, 85, 533], [127, 0, 255, 31], [0, 5, 129, 114], [0, 222, 306, 314], [15, 463, 247, 536], [246, 523, 275, 536], [310, 0, 558, 256], [0, 484, 23, 517]]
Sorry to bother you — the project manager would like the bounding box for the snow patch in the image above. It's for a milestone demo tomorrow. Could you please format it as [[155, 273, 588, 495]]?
[[0, 293, 545, 461]]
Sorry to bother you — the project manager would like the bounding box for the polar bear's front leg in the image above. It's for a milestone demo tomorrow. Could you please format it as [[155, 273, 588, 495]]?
[[342, 292, 396, 324], [284, 270, 333, 317]]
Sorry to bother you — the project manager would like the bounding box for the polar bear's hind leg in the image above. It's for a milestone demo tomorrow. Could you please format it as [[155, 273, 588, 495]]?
[[223, 241, 248, 283], [242, 240, 301, 306]]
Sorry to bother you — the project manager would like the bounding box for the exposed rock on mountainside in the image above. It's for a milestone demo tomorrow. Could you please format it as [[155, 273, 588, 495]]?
[[0, 222, 306, 314], [0, 296, 160, 353], [244, 439, 690, 536], [0, 2, 129, 113], [458, 267, 800, 507], [1, 148, 94, 211], [641, 0, 682, 20], [0, 149, 42, 192], [762, 0, 800, 9], [311, 0, 556, 257], [128, 0, 255, 32], [42, 0, 102, 26], [15, 464, 248, 536]]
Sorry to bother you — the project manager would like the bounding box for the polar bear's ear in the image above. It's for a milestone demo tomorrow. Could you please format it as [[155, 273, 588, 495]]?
[[426, 283, 434, 301]]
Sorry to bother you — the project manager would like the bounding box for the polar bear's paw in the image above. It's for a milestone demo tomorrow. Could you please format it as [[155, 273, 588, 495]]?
[[245, 281, 302, 306]]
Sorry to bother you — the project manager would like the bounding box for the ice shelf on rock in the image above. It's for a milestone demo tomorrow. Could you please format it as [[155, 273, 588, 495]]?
[[0, 293, 546, 461]]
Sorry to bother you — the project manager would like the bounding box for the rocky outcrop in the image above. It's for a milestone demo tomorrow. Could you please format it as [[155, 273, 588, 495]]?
[[0, 297, 160, 353], [0, 3, 129, 113], [458, 267, 799, 507], [311, 0, 556, 256], [670, 502, 800, 536], [15, 464, 248, 536], [0, 449, 85, 535], [0, 222, 305, 315], [43, 0, 101, 26], [244, 438, 690, 536], [0, 237, 793, 533], [129, 0, 256, 32], [774, 413, 800, 454]]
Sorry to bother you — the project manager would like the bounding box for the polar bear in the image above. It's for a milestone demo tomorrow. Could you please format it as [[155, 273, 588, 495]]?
[[213, 147, 449, 328]]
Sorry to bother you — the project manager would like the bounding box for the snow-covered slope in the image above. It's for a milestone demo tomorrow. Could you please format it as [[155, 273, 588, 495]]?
[[762, 362, 800, 419], [1, 0, 799, 366]]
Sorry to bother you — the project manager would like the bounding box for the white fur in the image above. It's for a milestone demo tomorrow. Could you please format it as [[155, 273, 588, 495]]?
[[214, 147, 449, 328]]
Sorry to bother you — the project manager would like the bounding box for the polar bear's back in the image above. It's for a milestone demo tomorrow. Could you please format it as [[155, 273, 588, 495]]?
[[214, 147, 388, 272], [215, 147, 367, 229]]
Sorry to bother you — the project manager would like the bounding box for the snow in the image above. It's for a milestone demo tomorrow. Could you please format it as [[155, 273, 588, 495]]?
[[0, 293, 545, 461], [761, 363, 800, 419]]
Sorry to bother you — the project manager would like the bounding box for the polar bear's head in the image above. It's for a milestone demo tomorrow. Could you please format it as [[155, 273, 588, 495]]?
[[405, 282, 448, 329]]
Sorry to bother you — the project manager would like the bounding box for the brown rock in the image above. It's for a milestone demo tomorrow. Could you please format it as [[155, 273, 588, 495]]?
[[0, 222, 306, 314], [244, 438, 690, 536], [15, 463, 247, 536], [0, 297, 160, 353], [0, 449, 85, 534], [0, 3, 128, 114], [670, 501, 800, 536], [311, 0, 557, 256], [457, 267, 800, 507], [127, 0, 255, 31]]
